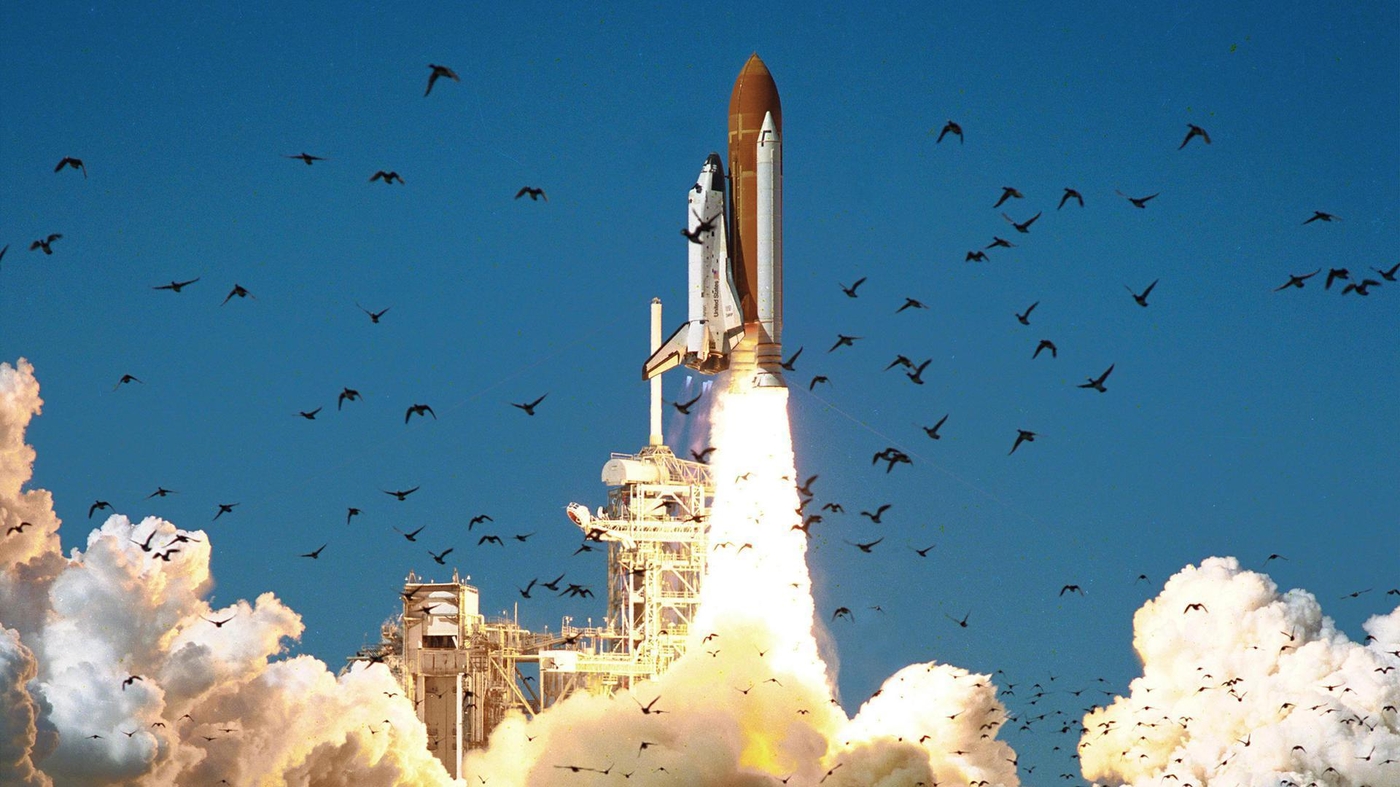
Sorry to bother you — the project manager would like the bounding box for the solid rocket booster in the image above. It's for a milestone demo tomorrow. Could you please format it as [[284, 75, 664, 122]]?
[[643, 54, 785, 389]]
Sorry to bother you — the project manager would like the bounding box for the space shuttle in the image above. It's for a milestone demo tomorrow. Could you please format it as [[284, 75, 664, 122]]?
[[642, 54, 785, 389]]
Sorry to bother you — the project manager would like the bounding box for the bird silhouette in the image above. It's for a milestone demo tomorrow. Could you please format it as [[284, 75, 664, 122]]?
[[394, 525, 426, 542], [923, 414, 948, 440], [1324, 268, 1350, 290], [425, 64, 460, 96], [113, 374, 143, 390], [1178, 124, 1210, 149], [55, 156, 87, 177], [906, 359, 931, 385], [358, 304, 391, 323], [911, 544, 936, 557], [429, 548, 454, 565], [809, 375, 829, 391], [1016, 301, 1039, 325], [1371, 262, 1399, 281], [297, 407, 322, 420], [691, 446, 717, 462], [1077, 364, 1115, 393], [1303, 211, 1339, 224], [947, 611, 970, 628], [1274, 269, 1320, 291], [89, 500, 112, 518], [966, 250, 989, 262], [936, 120, 963, 144], [478, 535, 504, 546], [839, 277, 867, 298], [213, 503, 238, 521], [845, 537, 884, 553], [1059, 585, 1086, 596], [383, 487, 420, 501], [202, 615, 235, 628], [1033, 340, 1057, 359], [1009, 429, 1037, 455], [860, 504, 891, 523], [300, 544, 328, 559], [896, 297, 928, 313], [832, 607, 854, 622], [993, 187, 1023, 208], [672, 394, 703, 414], [1127, 279, 1158, 307], [1002, 211, 1041, 233], [515, 186, 547, 201], [370, 170, 404, 184], [284, 153, 325, 165], [405, 403, 436, 422], [147, 487, 176, 498], [512, 394, 548, 415], [1183, 603, 1208, 613], [828, 335, 860, 352], [29, 234, 62, 254], [1117, 190, 1159, 209], [338, 388, 361, 410], [796, 475, 818, 496], [5, 522, 33, 536], [469, 514, 493, 529], [780, 346, 803, 371], [153, 277, 200, 293], [346, 507, 361, 524], [1341, 279, 1381, 296], [221, 284, 253, 305], [1058, 188, 1084, 209], [986, 236, 1016, 249]]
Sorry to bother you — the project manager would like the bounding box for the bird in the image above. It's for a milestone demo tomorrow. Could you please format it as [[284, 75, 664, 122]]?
[[346, 508, 361, 525], [121, 675, 143, 690], [212, 503, 238, 521], [221, 284, 253, 305], [429, 548, 454, 565], [809, 376, 829, 391], [383, 487, 421, 501], [88, 501, 112, 518], [202, 615, 235, 628], [1002, 211, 1042, 233], [55, 156, 87, 177], [966, 250, 989, 262], [393, 525, 426, 542], [1058, 188, 1084, 209], [113, 374, 143, 390], [298, 407, 322, 420], [1116, 190, 1159, 208], [370, 170, 404, 184], [469, 514, 493, 529], [1324, 268, 1350, 290], [993, 187, 1023, 208], [691, 446, 717, 463], [424, 63, 461, 95], [1341, 279, 1381, 296], [796, 475, 819, 496], [839, 277, 867, 298], [1274, 269, 1320, 291], [828, 335, 860, 352], [860, 504, 891, 524], [896, 297, 928, 313], [0, 244, 7, 265], [300, 544, 328, 559], [986, 236, 1016, 249], [885, 355, 914, 371], [147, 487, 176, 499], [29, 234, 62, 254], [6, 522, 33, 536], [1371, 262, 1399, 282], [518, 579, 537, 598], [780, 347, 803, 371], [911, 544, 936, 557], [672, 394, 703, 414], [405, 403, 436, 422], [1060, 585, 1086, 596], [1077, 364, 1115, 393], [337, 388, 361, 410], [906, 359, 931, 385], [1303, 211, 1339, 224], [153, 277, 200, 293], [513, 532, 535, 542], [1178, 124, 1210, 149], [946, 612, 970, 628], [515, 186, 547, 201], [832, 607, 854, 622], [1183, 603, 1208, 613], [935, 120, 963, 144], [284, 152, 325, 165], [512, 394, 548, 416], [478, 535, 504, 546], [1127, 279, 1159, 307], [1016, 301, 1039, 325], [1341, 588, 1372, 599], [358, 304, 391, 323], [845, 537, 884, 553], [1033, 340, 1057, 359], [923, 414, 948, 440], [1009, 429, 1037, 455]]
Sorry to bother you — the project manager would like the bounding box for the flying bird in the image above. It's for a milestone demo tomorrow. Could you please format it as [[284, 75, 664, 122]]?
[[1077, 363, 1115, 393], [1371, 262, 1399, 282], [1324, 268, 1350, 290], [691, 446, 717, 462], [780, 346, 803, 371], [1274, 269, 1320, 291], [55, 156, 87, 177], [1183, 603, 1208, 613], [284, 152, 325, 165], [297, 407, 322, 420], [808, 375, 829, 391], [935, 120, 963, 144], [1178, 124, 1211, 149], [515, 186, 547, 201], [1127, 279, 1159, 307], [202, 615, 235, 628], [672, 394, 703, 414], [113, 374, 143, 390], [845, 537, 884, 553], [1016, 301, 1039, 325], [300, 544, 328, 559], [358, 304, 390, 323], [1009, 429, 1037, 455], [859, 504, 891, 524], [425, 63, 460, 95], [923, 414, 948, 440], [986, 236, 1016, 249], [89, 500, 112, 518], [911, 544, 936, 557], [828, 335, 860, 352], [147, 487, 176, 498], [946, 611, 970, 628], [1002, 211, 1041, 233], [337, 387, 361, 410], [153, 277, 200, 293], [839, 277, 867, 298], [429, 548, 454, 565], [831, 607, 854, 622], [5, 522, 33, 536], [1302, 211, 1339, 224], [370, 170, 404, 184], [122, 675, 143, 690], [1341, 279, 1381, 296], [906, 359, 931, 385], [478, 535, 504, 546], [993, 187, 1023, 208], [221, 284, 253, 305], [212, 503, 238, 521], [796, 475, 818, 496], [965, 250, 989, 262], [896, 297, 928, 313], [1033, 339, 1057, 359], [346, 507, 361, 525], [1058, 188, 1084, 209], [469, 514, 493, 529], [1060, 585, 1086, 596], [405, 403, 436, 422], [1116, 190, 1159, 209], [383, 487, 421, 501], [394, 525, 426, 542], [29, 234, 62, 254], [512, 394, 548, 416]]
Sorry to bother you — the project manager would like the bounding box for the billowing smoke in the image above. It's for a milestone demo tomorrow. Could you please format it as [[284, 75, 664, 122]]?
[[1079, 556, 1400, 786], [463, 386, 1019, 786], [0, 360, 456, 786]]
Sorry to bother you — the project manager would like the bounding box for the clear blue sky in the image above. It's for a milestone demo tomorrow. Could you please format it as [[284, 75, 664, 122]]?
[[3, 1, 1396, 780]]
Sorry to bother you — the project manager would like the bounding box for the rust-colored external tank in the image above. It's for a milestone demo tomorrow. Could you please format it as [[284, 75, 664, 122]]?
[[727, 54, 781, 326]]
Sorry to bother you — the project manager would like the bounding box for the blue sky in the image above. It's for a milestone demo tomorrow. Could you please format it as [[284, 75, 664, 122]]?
[[3, 1, 1396, 780]]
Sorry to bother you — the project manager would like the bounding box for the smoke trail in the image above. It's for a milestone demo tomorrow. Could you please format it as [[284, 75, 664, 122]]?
[[0, 359, 456, 786], [1079, 556, 1400, 786], [463, 386, 1019, 786]]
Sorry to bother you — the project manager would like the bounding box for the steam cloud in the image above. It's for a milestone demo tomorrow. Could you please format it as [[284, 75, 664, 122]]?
[[1079, 556, 1400, 786], [0, 360, 456, 786]]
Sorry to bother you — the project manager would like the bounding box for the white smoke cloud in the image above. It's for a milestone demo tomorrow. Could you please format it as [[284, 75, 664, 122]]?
[[1079, 556, 1400, 786], [0, 359, 457, 786]]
